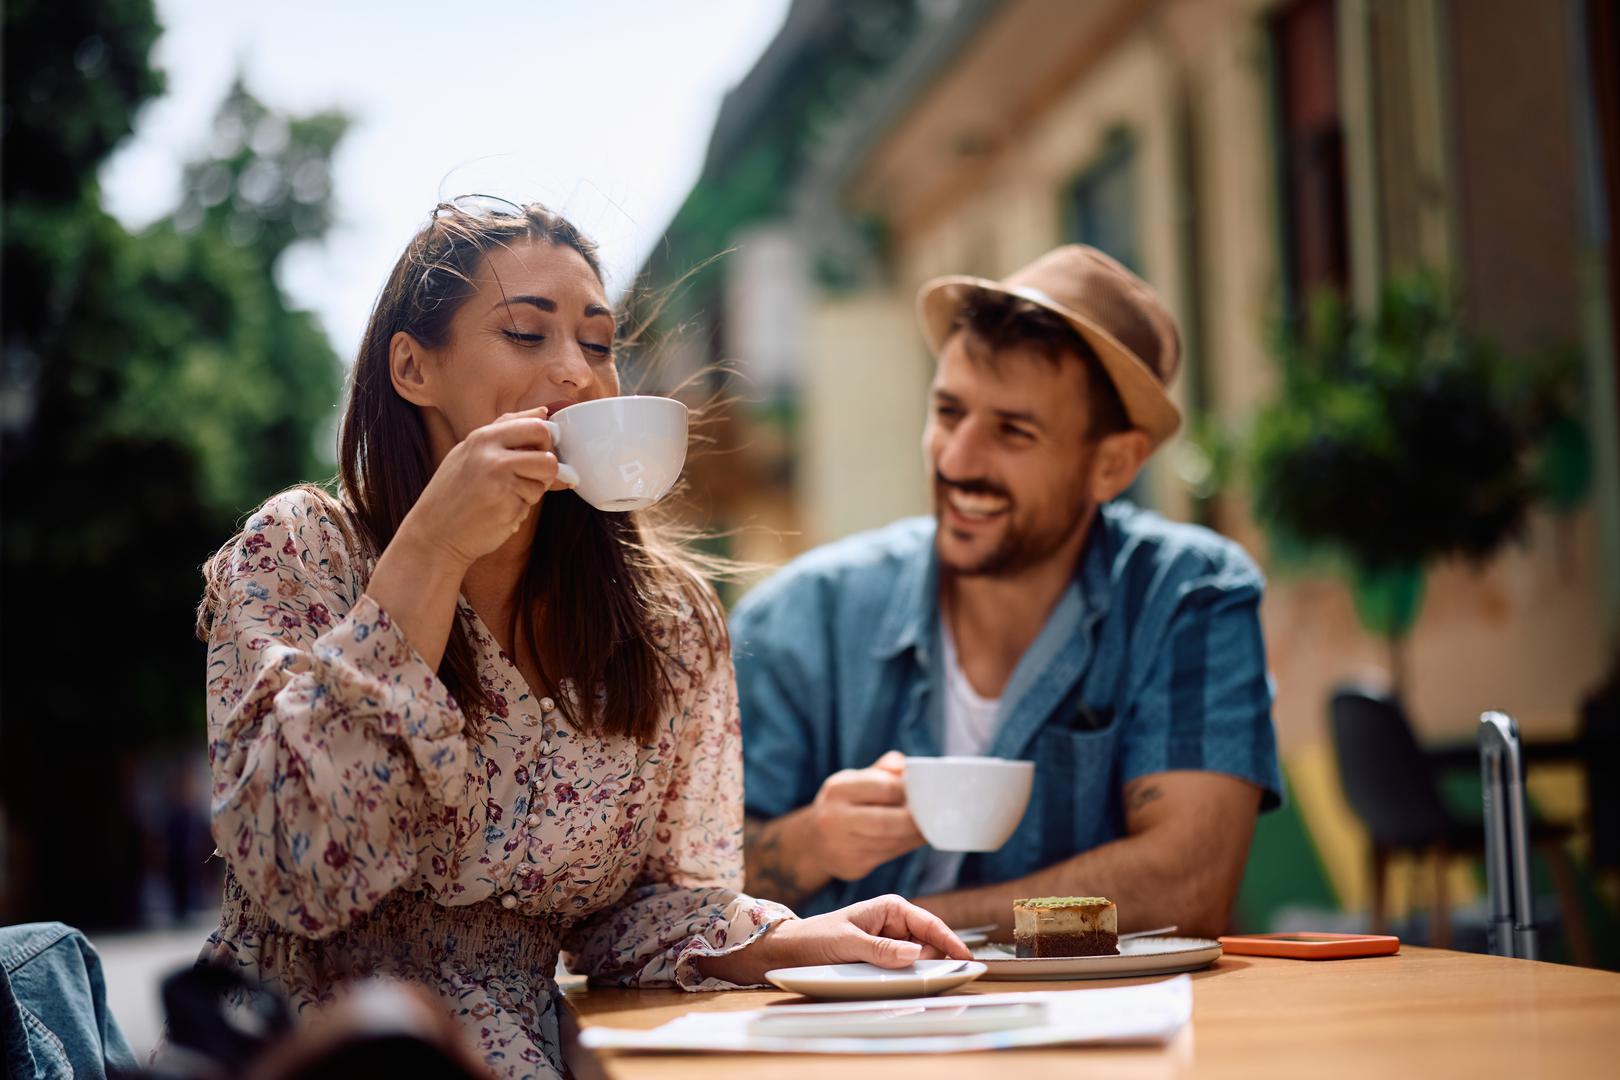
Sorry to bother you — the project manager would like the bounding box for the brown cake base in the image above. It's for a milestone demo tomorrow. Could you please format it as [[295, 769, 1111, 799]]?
[[1014, 930, 1119, 958]]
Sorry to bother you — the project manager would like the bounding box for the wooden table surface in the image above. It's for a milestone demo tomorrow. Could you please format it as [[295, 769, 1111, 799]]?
[[560, 948, 1620, 1079]]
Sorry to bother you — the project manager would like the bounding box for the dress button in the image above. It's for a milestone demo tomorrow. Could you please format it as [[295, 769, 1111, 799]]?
[[539, 697, 555, 711], [526, 813, 541, 827], [500, 893, 518, 910]]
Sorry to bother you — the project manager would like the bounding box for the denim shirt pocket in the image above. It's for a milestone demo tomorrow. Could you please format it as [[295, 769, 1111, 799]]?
[[1022, 718, 1123, 870]]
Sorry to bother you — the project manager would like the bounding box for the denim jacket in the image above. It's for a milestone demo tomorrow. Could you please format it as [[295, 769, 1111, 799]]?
[[1, 922, 136, 1080], [732, 502, 1282, 915]]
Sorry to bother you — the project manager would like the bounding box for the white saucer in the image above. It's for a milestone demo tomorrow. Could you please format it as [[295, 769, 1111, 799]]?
[[765, 960, 989, 1000], [971, 936, 1222, 980]]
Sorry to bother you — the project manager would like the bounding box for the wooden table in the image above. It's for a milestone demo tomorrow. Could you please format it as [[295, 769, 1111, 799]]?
[[561, 948, 1620, 1079]]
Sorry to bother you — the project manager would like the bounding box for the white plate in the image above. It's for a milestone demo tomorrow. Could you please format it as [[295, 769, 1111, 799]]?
[[971, 936, 1222, 980], [765, 960, 989, 1000]]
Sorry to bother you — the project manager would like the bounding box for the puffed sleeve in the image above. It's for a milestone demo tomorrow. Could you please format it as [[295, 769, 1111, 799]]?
[[205, 489, 474, 938]]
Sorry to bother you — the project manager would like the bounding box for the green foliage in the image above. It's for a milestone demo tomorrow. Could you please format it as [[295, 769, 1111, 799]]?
[[1348, 563, 1427, 643], [1249, 276, 1591, 640], [641, 0, 922, 297], [1, 1, 348, 924], [2, 0, 166, 204], [103, 216, 344, 507], [3, 82, 348, 738], [173, 78, 350, 265]]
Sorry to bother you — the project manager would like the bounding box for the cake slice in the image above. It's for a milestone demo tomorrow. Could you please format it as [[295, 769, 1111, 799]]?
[[1012, 896, 1119, 957]]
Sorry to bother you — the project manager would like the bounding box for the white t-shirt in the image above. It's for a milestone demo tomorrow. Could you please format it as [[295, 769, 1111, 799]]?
[[915, 618, 1002, 896]]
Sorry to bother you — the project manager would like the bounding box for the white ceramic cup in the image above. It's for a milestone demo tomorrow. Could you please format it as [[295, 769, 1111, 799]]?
[[539, 396, 688, 512], [903, 756, 1035, 852]]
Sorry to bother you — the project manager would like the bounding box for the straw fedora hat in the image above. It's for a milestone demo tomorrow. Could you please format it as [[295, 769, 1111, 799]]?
[[916, 245, 1182, 449]]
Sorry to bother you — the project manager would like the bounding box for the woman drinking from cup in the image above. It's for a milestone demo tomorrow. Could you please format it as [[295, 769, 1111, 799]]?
[[194, 199, 967, 1078]]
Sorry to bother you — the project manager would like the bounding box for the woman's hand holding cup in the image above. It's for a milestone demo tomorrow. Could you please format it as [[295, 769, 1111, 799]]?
[[400, 405, 576, 570]]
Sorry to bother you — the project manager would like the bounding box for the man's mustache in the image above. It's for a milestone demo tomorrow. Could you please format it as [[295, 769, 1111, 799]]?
[[935, 471, 1012, 501]]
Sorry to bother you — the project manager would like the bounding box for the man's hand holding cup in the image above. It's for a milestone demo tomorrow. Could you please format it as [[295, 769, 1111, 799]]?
[[807, 751, 926, 881]]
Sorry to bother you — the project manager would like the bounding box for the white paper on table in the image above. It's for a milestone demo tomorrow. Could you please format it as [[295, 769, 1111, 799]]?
[[578, 973, 1192, 1055]]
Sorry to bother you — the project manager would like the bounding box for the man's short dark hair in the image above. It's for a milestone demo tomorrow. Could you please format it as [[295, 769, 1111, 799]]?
[[951, 289, 1131, 440]]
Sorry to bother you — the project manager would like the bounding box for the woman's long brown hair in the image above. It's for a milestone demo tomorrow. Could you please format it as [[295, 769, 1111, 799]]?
[[199, 199, 726, 744]]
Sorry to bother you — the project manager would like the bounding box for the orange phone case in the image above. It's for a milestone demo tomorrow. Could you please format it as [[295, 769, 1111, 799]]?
[[1217, 932, 1401, 959]]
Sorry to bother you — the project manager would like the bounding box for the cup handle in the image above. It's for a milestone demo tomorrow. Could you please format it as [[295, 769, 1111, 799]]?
[[539, 419, 579, 488]]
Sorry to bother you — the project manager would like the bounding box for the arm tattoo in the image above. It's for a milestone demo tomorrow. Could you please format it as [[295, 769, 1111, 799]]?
[[744, 816, 810, 906], [1128, 783, 1165, 813]]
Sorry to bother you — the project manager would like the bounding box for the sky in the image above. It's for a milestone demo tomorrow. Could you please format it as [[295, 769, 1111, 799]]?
[[100, 0, 793, 362]]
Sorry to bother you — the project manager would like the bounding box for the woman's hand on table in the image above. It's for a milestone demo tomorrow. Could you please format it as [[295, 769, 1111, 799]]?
[[695, 894, 972, 986]]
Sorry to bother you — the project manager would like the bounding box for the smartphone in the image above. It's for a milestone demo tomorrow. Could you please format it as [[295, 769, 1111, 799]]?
[[746, 1000, 1047, 1039], [1217, 932, 1400, 959]]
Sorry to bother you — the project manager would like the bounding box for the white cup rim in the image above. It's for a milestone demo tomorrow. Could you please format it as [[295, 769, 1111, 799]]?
[[552, 394, 687, 418], [904, 756, 1033, 769]]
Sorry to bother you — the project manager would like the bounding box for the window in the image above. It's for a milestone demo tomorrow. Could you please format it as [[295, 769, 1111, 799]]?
[[1066, 129, 1152, 506], [1066, 128, 1142, 271], [1273, 0, 1350, 314]]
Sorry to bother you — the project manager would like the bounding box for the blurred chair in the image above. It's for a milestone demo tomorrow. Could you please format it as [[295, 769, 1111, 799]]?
[[1329, 687, 1592, 962]]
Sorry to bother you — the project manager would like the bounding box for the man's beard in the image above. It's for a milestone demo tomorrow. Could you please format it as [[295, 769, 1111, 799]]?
[[933, 471, 1093, 578]]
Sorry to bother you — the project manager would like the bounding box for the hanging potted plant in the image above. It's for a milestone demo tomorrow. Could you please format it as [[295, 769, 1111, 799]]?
[[1248, 275, 1590, 695]]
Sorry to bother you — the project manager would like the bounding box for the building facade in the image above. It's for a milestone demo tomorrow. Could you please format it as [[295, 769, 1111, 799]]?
[[642, 0, 1620, 935]]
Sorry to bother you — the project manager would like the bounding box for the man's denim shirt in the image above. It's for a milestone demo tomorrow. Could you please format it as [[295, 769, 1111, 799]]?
[[732, 501, 1283, 916]]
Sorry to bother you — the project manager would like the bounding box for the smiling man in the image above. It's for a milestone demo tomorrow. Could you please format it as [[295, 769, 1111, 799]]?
[[732, 246, 1282, 938]]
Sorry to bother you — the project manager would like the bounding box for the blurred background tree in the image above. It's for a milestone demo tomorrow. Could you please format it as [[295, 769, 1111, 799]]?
[[1248, 276, 1592, 696], [2, 0, 348, 926]]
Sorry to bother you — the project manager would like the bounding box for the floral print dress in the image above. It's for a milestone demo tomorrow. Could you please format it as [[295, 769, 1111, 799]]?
[[197, 489, 794, 1079]]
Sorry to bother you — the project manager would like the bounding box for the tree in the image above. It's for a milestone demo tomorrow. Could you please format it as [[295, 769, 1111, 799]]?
[[2, 1, 349, 926]]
